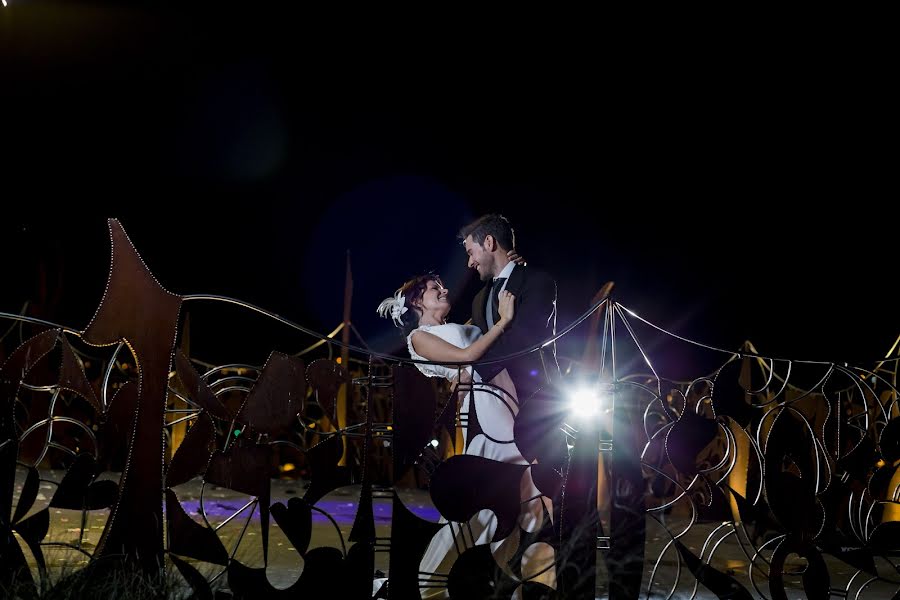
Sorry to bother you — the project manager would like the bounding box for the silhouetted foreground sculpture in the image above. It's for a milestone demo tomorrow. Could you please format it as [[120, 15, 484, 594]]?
[[1, 219, 899, 599]]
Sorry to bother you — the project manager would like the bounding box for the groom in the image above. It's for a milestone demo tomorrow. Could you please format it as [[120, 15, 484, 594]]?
[[458, 214, 559, 401]]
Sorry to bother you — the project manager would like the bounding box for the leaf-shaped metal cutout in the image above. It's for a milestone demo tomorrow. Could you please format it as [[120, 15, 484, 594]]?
[[227, 546, 344, 599], [518, 580, 560, 600], [867, 462, 898, 501], [169, 554, 214, 600], [512, 389, 568, 469], [165, 489, 228, 565], [204, 440, 272, 564], [166, 412, 215, 488], [879, 416, 900, 464], [306, 358, 347, 423], [530, 463, 562, 502], [430, 455, 529, 543], [711, 358, 754, 427], [50, 453, 117, 510], [58, 335, 101, 414], [507, 499, 556, 581], [11, 465, 40, 525], [47, 452, 93, 509], [664, 410, 721, 476], [236, 352, 305, 435], [768, 536, 830, 600], [97, 381, 137, 464], [391, 365, 438, 473], [174, 349, 230, 421], [868, 520, 900, 553], [11, 508, 49, 574], [83, 219, 183, 570], [0, 328, 60, 382], [205, 441, 271, 498], [0, 532, 36, 595], [303, 434, 350, 506], [270, 497, 313, 557], [671, 537, 754, 600], [447, 544, 518, 599], [766, 472, 821, 536], [387, 492, 445, 598], [0, 441, 16, 533], [343, 542, 376, 600], [2, 330, 62, 530]]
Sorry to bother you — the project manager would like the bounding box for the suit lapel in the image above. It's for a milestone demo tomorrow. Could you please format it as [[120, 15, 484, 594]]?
[[505, 264, 527, 295], [473, 282, 491, 333]]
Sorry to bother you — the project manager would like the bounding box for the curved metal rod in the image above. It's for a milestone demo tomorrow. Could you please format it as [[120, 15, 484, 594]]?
[[619, 303, 883, 367], [200, 363, 261, 380], [745, 358, 794, 409], [0, 312, 80, 336], [733, 522, 770, 570], [32, 389, 62, 467], [181, 293, 610, 368], [208, 498, 260, 586], [0, 302, 29, 343], [294, 321, 344, 357], [101, 342, 126, 411], [691, 524, 736, 599], [208, 375, 257, 388], [835, 363, 889, 430], [645, 532, 681, 600], [853, 576, 881, 600], [616, 304, 743, 356], [166, 386, 202, 410], [712, 425, 739, 486], [46, 441, 77, 458], [770, 363, 835, 408], [641, 464, 698, 538], [166, 413, 199, 428], [39, 541, 95, 560], [267, 439, 307, 454], [213, 498, 258, 532], [747, 534, 785, 600], [831, 368, 876, 440], [734, 423, 766, 507], [21, 415, 99, 463], [309, 505, 348, 558], [19, 382, 59, 392], [213, 385, 252, 397], [613, 303, 661, 383]]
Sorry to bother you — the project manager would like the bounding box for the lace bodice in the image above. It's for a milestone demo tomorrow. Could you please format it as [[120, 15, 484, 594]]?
[[406, 323, 484, 382]]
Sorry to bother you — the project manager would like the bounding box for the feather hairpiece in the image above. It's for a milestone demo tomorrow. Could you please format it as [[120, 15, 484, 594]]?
[[376, 290, 408, 327]]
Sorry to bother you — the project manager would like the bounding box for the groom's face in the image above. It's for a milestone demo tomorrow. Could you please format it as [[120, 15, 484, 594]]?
[[463, 235, 494, 282]]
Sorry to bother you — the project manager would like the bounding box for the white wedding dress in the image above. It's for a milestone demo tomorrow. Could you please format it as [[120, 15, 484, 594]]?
[[406, 323, 556, 599]]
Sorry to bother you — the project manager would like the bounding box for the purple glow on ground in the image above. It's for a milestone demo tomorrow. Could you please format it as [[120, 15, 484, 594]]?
[[176, 498, 441, 525]]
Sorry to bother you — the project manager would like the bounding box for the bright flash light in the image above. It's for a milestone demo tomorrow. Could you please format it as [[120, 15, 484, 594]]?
[[2, 1, 7, 7], [570, 388, 601, 418], [430, 439, 439, 448], [568, 383, 613, 420]]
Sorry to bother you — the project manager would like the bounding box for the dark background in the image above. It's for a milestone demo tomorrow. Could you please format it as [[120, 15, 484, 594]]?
[[2, 5, 896, 377]]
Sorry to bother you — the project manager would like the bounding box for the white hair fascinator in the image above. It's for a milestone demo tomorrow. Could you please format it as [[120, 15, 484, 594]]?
[[377, 290, 408, 327]]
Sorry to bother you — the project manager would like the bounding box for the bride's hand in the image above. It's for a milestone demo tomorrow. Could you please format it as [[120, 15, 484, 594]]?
[[507, 249, 526, 266], [450, 369, 472, 394], [497, 290, 516, 325]]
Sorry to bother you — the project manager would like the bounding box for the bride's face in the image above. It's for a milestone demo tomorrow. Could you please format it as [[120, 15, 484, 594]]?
[[417, 279, 451, 318]]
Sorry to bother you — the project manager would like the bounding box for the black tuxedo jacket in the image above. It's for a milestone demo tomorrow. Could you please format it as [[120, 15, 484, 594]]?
[[472, 264, 559, 400]]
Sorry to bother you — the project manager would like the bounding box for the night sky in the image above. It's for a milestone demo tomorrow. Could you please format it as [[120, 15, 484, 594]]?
[[2, 5, 896, 376]]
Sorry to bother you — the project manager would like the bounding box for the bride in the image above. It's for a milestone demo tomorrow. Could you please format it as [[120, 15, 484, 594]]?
[[377, 274, 555, 598]]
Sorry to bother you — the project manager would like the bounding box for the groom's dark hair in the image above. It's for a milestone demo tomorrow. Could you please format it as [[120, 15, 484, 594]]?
[[457, 214, 515, 251]]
